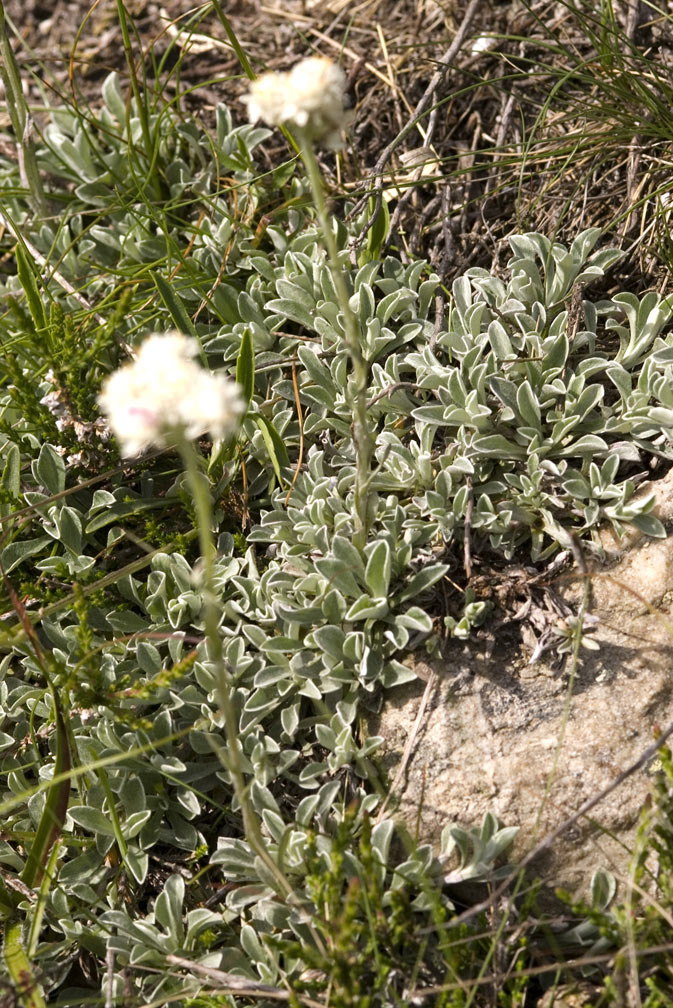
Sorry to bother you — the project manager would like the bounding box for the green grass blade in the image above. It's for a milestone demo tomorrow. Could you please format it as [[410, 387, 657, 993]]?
[[14, 244, 47, 334], [359, 195, 390, 266], [210, 0, 255, 81], [236, 327, 254, 408], [253, 413, 289, 485], [152, 271, 207, 365], [0, 1, 46, 215], [3, 919, 47, 1008], [20, 689, 71, 889]]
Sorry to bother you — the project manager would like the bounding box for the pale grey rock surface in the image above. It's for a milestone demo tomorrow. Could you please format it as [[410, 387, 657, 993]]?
[[372, 468, 673, 896]]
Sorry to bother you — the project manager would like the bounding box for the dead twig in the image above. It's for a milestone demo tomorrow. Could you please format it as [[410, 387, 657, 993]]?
[[376, 665, 439, 823], [366, 381, 418, 408], [284, 352, 305, 507], [165, 955, 325, 1007], [463, 475, 473, 580]]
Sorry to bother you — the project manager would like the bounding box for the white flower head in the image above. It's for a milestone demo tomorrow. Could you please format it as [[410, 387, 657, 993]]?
[[98, 331, 245, 457], [246, 56, 350, 148]]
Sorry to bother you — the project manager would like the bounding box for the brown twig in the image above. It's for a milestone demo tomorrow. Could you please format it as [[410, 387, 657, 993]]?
[[463, 475, 473, 580], [284, 351, 305, 506], [165, 955, 325, 1008], [376, 667, 438, 823], [366, 381, 418, 408]]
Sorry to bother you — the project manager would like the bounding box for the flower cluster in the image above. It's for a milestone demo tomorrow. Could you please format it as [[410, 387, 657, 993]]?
[[98, 332, 245, 456], [246, 56, 349, 148]]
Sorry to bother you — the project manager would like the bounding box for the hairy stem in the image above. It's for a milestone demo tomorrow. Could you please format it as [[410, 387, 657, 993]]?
[[177, 437, 293, 899], [299, 137, 373, 552]]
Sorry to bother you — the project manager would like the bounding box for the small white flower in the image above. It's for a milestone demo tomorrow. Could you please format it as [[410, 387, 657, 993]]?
[[246, 56, 350, 147], [98, 331, 245, 457]]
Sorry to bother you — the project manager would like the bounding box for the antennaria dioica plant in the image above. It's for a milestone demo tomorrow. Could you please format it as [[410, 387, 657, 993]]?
[[0, 22, 673, 1004]]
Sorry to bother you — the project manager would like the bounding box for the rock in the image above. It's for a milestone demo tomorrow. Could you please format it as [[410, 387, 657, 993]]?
[[372, 468, 673, 897], [537, 984, 598, 1008]]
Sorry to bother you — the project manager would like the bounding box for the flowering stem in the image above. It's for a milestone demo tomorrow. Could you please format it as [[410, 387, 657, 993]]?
[[298, 136, 373, 552], [176, 435, 293, 901]]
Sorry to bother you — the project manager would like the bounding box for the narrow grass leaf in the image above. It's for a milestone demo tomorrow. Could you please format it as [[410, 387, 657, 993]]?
[[152, 271, 206, 365], [3, 920, 46, 1008], [236, 327, 255, 408], [21, 690, 72, 888], [253, 414, 289, 484], [15, 243, 47, 333]]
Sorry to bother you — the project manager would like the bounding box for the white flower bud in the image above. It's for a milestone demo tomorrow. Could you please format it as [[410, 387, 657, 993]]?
[[246, 56, 350, 148], [98, 331, 245, 457]]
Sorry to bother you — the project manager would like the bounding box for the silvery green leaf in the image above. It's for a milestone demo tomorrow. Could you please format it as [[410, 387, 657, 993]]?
[[350, 281, 375, 327], [411, 403, 448, 424], [33, 443, 65, 495], [483, 826, 519, 863], [298, 761, 328, 786], [384, 623, 409, 649], [590, 868, 616, 911], [155, 875, 185, 942], [569, 227, 602, 262], [472, 435, 527, 458], [315, 723, 336, 749], [570, 383, 604, 420], [211, 838, 256, 873], [69, 806, 116, 837], [262, 810, 286, 844], [101, 71, 127, 123], [56, 506, 83, 553], [0, 731, 16, 751], [265, 298, 314, 330], [310, 625, 346, 661], [559, 434, 608, 455], [254, 665, 291, 688], [490, 377, 518, 414], [125, 847, 150, 888], [344, 595, 389, 621], [120, 777, 146, 817], [261, 636, 301, 657], [313, 559, 362, 600], [331, 535, 366, 579], [321, 588, 347, 622], [645, 406, 673, 426], [274, 603, 324, 625], [364, 539, 392, 597], [85, 497, 164, 534], [281, 703, 300, 739], [452, 274, 473, 319], [488, 319, 513, 358], [185, 908, 225, 947], [298, 346, 334, 391], [56, 849, 104, 886], [122, 810, 152, 840], [395, 564, 448, 604], [516, 380, 541, 428], [396, 607, 432, 632], [377, 288, 417, 324], [295, 793, 321, 826], [628, 513, 666, 537], [1, 536, 51, 573], [298, 678, 322, 701], [370, 820, 395, 883]]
